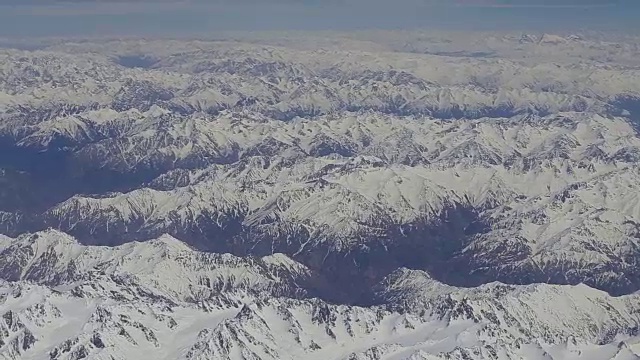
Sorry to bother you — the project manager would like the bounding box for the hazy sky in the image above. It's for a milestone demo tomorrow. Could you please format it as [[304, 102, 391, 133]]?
[[0, 0, 637, 37]]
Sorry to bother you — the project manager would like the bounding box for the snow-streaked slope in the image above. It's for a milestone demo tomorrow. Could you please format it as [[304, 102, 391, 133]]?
[[0, 229, 329, 302], [0, 233, 639, 360]]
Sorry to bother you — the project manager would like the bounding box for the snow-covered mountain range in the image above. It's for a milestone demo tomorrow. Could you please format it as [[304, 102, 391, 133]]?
[[1, 230, 640, 360], [1, 31, 640, 359]]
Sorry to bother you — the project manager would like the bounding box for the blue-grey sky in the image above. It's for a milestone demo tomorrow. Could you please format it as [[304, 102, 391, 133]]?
[[0, 0, 637, 37]]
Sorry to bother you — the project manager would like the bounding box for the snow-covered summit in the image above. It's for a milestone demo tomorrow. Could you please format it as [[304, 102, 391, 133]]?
[[0, 230, 323, 303]]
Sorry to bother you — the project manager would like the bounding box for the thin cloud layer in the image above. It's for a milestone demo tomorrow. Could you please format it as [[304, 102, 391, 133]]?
[[1, 0, 629, 11], [2, 0, 626, 5], [0, 0, 636, 36], [453, 0, 619, 6]]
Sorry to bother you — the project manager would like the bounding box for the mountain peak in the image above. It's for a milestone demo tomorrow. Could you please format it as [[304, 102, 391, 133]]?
[[145, 234, 194, 253]]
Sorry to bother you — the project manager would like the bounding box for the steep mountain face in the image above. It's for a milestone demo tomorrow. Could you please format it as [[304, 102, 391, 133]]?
[[2, 31, 640, 359]]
